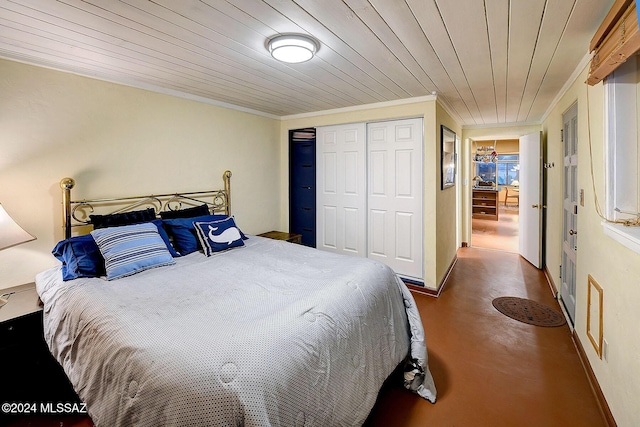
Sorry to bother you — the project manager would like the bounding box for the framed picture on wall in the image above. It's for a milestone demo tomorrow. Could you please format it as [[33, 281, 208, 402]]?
[[441, 125, 457, 190]]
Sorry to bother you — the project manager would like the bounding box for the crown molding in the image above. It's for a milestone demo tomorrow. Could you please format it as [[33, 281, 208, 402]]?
[[279, 95, 437, 120]]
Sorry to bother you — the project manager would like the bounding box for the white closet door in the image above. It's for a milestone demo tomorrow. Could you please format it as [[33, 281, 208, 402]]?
[[367, 118, 423, 280], [316, 123, 367, 257]]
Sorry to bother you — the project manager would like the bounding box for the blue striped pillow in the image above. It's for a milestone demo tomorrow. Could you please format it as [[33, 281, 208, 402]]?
[[91, 223, 175, 280]]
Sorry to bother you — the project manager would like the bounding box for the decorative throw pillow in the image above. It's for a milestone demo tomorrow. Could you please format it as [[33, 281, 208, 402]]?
[[159, 203, 210, 219], [162, 214, 229, 255], [150, 219, 180, 257], [193, 217, 245, 256], [52, 234, 105, 281], [91, 223, 175, 280], [90, 208, 156, 229]]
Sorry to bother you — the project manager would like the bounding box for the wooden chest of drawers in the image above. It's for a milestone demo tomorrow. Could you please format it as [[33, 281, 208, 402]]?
[[472, 189, 499, 221]]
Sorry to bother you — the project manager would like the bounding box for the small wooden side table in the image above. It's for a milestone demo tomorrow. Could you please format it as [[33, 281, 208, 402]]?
[[257, 231, 302, 244]]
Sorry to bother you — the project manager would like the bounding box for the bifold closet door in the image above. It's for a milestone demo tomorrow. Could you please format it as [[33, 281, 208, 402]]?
[[316, 123, 367, 257], [367, 118, 423, 280], [316, 119, 423, 281]]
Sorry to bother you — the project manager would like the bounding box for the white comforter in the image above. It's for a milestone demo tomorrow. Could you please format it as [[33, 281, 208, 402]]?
[[36, 236, 436, 426]]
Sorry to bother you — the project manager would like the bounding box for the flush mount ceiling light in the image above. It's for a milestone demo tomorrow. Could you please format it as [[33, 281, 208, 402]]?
[[267, 34, 319, 63]]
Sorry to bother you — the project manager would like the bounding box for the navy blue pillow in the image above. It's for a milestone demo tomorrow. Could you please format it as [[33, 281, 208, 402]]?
[[52, 234, 105, 281], [193, 217, 245, 256], [90, 208, 156, 229], [53, 220, 179, 281], [162, 214, 229, 255], [159, 204, 210, 219], [150, 220, 180, 257]]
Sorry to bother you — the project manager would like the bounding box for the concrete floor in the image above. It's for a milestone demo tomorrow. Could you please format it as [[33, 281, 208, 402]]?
[[366, 247, 606, 427]]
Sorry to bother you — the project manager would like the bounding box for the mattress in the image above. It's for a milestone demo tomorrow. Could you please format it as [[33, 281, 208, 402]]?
[[36, 236, 436, 426]]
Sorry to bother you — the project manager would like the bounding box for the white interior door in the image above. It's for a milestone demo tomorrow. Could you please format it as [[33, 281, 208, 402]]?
[[561, 104, 578, 323], [367, 118, 424, 280], [519, 131, 543, 268], [316, 123, 366, 256]]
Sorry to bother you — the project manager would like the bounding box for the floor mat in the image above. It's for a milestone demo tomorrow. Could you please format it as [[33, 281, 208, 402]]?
[[492, 296, 566, 327]]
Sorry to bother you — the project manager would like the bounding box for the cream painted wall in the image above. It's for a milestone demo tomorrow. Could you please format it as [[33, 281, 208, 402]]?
[[542, 65, 640, 426], [542, 108, 566, 296], [0, 59, 281, 291], [279, 98, 459, 288], [435, 103, 461, 283]]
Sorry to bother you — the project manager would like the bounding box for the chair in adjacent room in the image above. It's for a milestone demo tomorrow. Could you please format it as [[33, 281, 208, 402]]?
[[504, 187, 519, 207]]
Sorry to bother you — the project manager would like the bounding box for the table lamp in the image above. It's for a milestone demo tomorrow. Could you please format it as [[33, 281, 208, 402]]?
[[0, 203, 36, 307]]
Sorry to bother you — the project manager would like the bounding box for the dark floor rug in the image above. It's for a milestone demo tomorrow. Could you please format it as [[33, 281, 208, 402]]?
[[492, 296, 566, 327]]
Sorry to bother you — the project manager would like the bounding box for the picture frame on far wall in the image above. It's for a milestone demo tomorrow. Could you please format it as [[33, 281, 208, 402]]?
[[441, 125, 457, 190]]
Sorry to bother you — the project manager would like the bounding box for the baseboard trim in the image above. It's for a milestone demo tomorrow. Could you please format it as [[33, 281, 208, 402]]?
[[407, 254, 458, 298], [543, 265, 558, 297], [407, 283, 437, 297], [572, 330, 617, 427]]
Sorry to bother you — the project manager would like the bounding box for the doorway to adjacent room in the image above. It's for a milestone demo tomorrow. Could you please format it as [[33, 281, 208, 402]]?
[[471, 139, 520, 253]]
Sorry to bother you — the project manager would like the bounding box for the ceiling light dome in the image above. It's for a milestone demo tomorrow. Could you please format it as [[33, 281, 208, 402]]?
[[268, 34, 319, 63]]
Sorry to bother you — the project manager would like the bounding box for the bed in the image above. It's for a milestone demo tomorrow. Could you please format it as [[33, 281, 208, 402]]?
[[36, 171, 436, 426]]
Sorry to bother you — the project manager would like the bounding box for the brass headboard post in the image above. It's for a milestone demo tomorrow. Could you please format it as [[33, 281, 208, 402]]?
[[60, 178, 75, 239], [223, 170, 232, 216]]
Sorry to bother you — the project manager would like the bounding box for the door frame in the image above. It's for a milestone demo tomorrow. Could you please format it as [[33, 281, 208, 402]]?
[[465, 133, 544, 266]]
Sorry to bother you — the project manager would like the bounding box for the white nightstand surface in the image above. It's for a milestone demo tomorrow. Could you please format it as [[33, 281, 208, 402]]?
[[0, 282, 41, 322]]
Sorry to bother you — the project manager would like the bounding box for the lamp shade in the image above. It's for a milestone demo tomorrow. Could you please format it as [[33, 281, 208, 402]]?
[[0, 204, 35, 251], [268, 34, 318, 63]]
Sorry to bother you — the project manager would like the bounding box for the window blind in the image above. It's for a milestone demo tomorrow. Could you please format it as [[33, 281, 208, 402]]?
[[587, 0, 640, 85]]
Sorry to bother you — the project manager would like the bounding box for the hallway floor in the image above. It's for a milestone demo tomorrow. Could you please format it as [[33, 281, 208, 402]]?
[[472, 205, 519, 252], [366, 248, 606, 427]]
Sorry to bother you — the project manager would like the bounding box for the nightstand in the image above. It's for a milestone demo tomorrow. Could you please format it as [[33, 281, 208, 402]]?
[[0, 282, 41, 323], [257, 231, 302, 244], [0, 283, 81, 409]]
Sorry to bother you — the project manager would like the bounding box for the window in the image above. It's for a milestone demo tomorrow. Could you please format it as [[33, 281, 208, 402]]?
[[604, 53, 639, 221], [475, 161, 495, 184], [497, 154, 520, 186], [602, 52, 640, 254], [475, 154, 519, 186]]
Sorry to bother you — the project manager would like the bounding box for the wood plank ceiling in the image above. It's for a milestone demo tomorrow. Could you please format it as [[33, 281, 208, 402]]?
[[0, 0, 613, 125]]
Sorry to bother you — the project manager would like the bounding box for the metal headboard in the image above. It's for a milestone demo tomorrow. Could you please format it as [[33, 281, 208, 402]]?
[[60, 170, 232, 239]]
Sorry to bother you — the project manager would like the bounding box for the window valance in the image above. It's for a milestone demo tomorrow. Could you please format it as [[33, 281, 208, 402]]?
[[587, 0, 640, 85]]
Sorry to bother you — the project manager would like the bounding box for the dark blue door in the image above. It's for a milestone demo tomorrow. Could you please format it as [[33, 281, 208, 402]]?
[[289, 129, 316, 247]]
